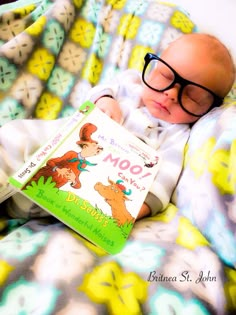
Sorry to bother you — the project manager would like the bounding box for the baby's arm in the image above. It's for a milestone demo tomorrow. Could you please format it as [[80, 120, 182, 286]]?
[[95, 95, 123, 123], [137, 203, 151, 220], [87, 69, 143, 124]]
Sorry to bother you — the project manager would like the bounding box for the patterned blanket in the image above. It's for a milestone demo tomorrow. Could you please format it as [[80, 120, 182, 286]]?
[[0, 0, 236, 314]]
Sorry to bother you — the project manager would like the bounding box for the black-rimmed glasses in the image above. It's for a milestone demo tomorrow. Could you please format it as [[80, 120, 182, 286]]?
[[142, 53, 223, 117]]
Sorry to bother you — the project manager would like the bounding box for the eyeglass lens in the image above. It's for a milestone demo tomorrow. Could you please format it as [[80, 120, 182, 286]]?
[[143, 58, 215, 116]]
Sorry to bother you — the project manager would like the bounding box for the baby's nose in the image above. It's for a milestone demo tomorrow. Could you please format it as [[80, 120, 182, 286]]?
[[163, 84, 180, 102]]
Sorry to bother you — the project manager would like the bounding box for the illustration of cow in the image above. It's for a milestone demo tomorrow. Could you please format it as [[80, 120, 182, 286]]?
[[94, 178, 135, 226]]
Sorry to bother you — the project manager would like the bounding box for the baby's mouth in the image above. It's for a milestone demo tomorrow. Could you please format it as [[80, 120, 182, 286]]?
[[154, 101, 170, 113]]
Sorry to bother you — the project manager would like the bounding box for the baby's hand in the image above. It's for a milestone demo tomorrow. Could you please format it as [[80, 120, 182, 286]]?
[[136, 202, 151, 220], [95, 96, 123, 123]]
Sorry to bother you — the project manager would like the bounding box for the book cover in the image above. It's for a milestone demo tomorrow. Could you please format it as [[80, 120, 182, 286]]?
[[9, 101, 160, 254]]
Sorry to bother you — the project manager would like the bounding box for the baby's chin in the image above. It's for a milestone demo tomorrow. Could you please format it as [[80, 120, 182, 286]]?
[[166, 116, 199, 124], [149, 109, 199, 124], [145, 103, 170, 121]]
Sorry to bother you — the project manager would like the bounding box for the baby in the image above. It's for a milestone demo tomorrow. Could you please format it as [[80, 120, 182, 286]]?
[[0, 33, 235, 219], [87, 33, 235, 218]]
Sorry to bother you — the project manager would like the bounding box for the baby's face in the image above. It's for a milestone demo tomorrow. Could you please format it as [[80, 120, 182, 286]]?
[[141, 36, 227, 124]]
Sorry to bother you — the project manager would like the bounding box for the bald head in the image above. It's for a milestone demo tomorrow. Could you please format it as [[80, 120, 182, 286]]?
[[164, 33, 235, 97]]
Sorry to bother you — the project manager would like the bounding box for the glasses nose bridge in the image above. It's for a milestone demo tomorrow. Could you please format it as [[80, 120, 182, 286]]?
[[164, 70, 184, 97], [163, 70, 185, 103], [172, 70, 188, 90]]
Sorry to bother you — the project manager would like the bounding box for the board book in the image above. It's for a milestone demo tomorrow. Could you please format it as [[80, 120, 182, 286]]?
[[9, 101, 160, 254]]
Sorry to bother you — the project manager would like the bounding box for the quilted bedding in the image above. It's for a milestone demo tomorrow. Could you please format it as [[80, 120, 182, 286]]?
[[0, 0, 236, 314]]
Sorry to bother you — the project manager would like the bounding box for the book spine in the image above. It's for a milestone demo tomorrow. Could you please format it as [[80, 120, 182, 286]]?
[[9, 101, 94, 189]]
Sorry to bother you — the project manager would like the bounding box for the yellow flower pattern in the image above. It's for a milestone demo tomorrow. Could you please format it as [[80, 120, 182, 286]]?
[[152, 203, 178, 223], [25, 16, 47, 36], [106, 0, 127, 10], [69, 19, 95, 48], [34, 92, 62, 119], [27, 48, 55, 81], [13, 5, 36, 18], [82, 53, 103, 84], [188, 137, 216, 178], [171, 11, 195, 34], [208, 140, 236, 194], [0, 219, 8, 234], [80, 261, 148, 315], [128, 45, 153, 71], [182, 142, 189, 168], [73, 0, 83, 9], [224, 267, 236, 311], [0, 260, 14, 286], [118, 14, 141, 39], [176, 217, 209, 250]]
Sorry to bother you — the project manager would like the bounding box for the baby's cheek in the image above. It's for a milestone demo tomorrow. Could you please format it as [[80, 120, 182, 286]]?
[[170, 107, 199, 124], [141, 86, 154, 103]]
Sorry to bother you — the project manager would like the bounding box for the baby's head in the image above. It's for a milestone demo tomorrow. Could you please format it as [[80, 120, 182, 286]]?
[[141, 33, 235, 124]]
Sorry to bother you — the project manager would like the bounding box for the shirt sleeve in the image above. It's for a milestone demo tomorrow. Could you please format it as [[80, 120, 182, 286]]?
[[87, 69, 143, 120], [146, 123, 190, 215]]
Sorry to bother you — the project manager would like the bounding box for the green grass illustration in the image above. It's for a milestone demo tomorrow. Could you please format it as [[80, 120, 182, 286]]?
[[23, 176, 134, 253]]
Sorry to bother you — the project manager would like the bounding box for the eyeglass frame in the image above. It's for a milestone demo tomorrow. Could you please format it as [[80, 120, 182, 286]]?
[[142, 53, 224, 117]]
